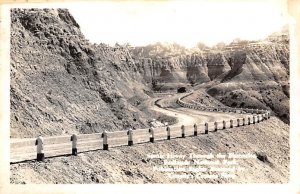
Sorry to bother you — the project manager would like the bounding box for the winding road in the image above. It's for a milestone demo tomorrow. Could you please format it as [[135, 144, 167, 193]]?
[[10, 92, 260, 163]]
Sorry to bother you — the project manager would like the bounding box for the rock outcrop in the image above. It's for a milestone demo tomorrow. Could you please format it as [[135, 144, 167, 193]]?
[[131, 31, 289, 123]]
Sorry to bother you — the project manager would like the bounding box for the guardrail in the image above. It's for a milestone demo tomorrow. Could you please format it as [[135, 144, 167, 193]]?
[[176, 95, 270, 115], [10, 96, 271, 163]]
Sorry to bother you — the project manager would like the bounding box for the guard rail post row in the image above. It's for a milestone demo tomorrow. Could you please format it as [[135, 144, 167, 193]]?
[[35, 135, 44, 162], [181, 125, 185, 138], [127, 128, 133, 146], [166, 126, 171, 140], [194, 124, 198, 136], [149, 127, 154, 143], [70, 134, 78, 155], [102, 130, 108, 150], [17, 95, 276, 163], [214, 121, 218, 132]]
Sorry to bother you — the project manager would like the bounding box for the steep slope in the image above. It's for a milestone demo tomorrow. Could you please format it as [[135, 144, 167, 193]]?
[[10, 9, 153, 138], [206, 33, 289, 123]]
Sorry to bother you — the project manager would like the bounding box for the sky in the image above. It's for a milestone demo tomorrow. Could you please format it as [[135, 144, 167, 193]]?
[[67, 0, 289, 48]]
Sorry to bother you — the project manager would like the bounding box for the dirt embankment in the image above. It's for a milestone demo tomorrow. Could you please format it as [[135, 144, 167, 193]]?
[[10, 117, 289, 184]]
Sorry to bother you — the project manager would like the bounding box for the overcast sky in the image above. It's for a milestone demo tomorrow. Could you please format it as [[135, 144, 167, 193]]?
[[67, 0, 288, 48]]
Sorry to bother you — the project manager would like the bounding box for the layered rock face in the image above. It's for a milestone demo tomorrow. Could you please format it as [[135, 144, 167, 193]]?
[[132, 38, 288, 87], [207, 38, 289, 123], [132, 46, 232, 88]]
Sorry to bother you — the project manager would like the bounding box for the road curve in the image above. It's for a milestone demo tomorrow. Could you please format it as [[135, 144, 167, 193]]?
[[10, 93, 258, 163]]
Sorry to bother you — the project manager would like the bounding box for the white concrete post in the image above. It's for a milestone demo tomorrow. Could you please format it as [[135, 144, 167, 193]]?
[[166, 126, 171, 140], [237, 118, 240, 127], [149, 127, 154, 143], [194, 123, 198, 136], [35, 135, 44, 161], [181, 125, 185, 138], [257, 115, 260, 123], [205, 122, 208, 134], [101, 130, 108, 150], [214, 121, 218, 131], [248, 117, 251, 125], [230, 119, 233, 128], [70, 134, 78, 155], [253, 115, 256, 124], [223, 120, 226, 129], [127, 128, 133, 146]]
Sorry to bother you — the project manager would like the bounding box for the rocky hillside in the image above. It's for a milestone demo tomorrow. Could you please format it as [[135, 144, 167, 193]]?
[[130, 30, 289, 123], [206, 34, 289, 123], [10, 9, 157, 138]]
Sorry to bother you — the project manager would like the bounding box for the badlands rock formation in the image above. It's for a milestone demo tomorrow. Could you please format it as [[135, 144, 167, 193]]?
[[10, 8, 289, 138]]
